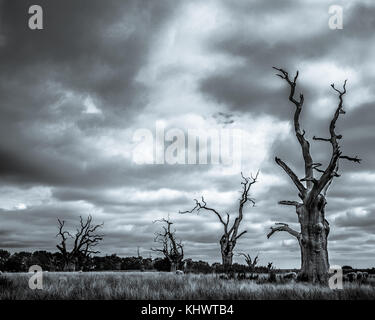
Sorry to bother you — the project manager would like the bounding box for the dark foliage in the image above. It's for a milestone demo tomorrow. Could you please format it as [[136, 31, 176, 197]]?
[[2, 248, 371, 276]]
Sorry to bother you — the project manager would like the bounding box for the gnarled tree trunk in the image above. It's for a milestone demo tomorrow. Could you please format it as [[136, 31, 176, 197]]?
[[298, 195, 330, 283]]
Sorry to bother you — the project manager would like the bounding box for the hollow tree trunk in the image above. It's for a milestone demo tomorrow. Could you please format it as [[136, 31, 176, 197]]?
[[297, 195, 330, 284]]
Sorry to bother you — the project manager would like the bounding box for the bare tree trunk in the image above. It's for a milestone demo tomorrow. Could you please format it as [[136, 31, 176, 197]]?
[[221, 252, 233, 270], [298, 196, 330, 284], [269, 196, 330, 284], [170, 262, 177, 272], [220, 238, 234, 271]]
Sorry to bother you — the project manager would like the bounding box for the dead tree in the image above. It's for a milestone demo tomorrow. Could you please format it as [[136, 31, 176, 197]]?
[[56, 215, 104, 271], [181, 172, 258, 271], [267, 262, 273, 271], [268, 67, 361, 284], [151, 217, 184, 272], [239, 252, 259, 278]]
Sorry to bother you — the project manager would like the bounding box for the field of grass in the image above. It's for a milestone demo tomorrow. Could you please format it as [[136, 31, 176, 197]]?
[[1, 271, 375, 300]]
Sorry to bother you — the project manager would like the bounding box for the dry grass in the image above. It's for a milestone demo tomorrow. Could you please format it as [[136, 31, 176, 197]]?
[[0, 272, 374, 300]]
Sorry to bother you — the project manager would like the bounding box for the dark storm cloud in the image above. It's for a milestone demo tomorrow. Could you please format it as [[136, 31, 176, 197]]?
[[199, 1, 375, 119], [335, 209, 375, 229], [0, 0, 174, 116], [0, 0, 181, 187]]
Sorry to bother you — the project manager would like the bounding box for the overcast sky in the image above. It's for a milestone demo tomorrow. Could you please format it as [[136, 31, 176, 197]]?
[[0, 0, 374, 268]]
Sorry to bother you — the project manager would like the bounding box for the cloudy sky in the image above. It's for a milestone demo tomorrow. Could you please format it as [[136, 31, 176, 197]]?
[[0, 0, 374, 268]]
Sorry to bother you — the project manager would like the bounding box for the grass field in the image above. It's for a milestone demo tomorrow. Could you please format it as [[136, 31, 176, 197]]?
[[1, 271, 375, 300]]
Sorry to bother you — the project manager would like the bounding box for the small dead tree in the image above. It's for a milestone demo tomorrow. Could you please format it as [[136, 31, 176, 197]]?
[[56, 215, 104, 271], [181, 172, 258, 271], [239, 252, 259, 278], [268, 67, 361, 284], [267, 262, 273, 272], [152, 217, 184, 272]]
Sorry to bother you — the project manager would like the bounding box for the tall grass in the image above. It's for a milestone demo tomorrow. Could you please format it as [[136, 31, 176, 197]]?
[[0, 272, 374, 300]]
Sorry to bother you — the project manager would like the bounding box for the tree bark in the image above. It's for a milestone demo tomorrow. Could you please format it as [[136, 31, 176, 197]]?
[[220, 238, 234, 271], [297, 195, 330, 284], [221, 253, 233, 270]]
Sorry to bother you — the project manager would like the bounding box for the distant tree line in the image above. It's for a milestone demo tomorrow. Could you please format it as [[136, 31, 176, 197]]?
[[0, 248, 291, 274]]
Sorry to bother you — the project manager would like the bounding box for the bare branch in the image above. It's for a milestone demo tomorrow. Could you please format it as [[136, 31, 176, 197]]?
[[275, 157, 306, 197], [273, 67, 314, 189], [229, 171, 259, 238], [267, 222, 301, 240], [278, 200, 301, 207], [180, 197, 227, 230], [313, 136, 331, 142], [238, 252, 259, 269], [339, 155, 361, 163], [234, 230, 247, 240]]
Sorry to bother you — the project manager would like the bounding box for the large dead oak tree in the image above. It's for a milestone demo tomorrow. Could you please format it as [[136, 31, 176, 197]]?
[[268, 67, 361, 284], [56, 215, 104, 271], [152, 217, 184, 272], [181, 172, 258, 270]]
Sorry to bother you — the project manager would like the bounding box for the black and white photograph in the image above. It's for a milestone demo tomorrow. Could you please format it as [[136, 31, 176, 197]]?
[[0, 0, 374, 312]]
